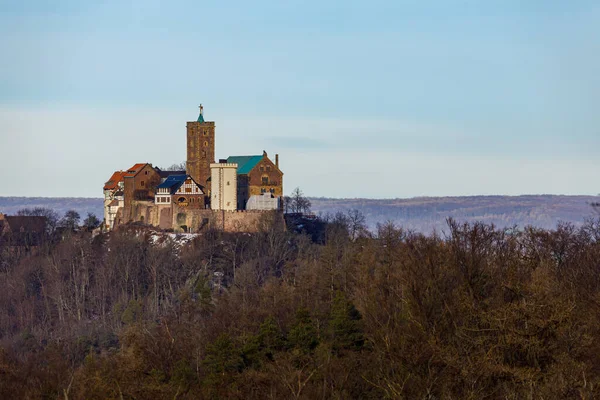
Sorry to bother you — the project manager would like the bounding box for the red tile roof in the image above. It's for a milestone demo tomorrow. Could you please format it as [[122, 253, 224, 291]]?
[[104, 171, 125, 190], [124, 163, 149, 177]]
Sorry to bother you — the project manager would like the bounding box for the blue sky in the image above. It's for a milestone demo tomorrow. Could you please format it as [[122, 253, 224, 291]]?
[[0, 1, 599, 198]]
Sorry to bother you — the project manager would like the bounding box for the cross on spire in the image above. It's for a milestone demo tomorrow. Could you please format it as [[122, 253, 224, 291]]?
[[197, 104, 205, 122]]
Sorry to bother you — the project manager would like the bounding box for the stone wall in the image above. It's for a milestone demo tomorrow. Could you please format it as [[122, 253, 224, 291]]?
[[121, 202, 283, 233]]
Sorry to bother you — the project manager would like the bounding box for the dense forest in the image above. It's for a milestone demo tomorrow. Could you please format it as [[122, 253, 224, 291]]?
[[1, 210, 600, 399]]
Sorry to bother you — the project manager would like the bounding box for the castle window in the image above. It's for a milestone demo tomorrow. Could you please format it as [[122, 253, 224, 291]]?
[[185, 187, 192, 193], [226, 181, 230, 186], [267, 166, 271, 172], [261, 188, 266, 194], [262, 176, 269, 185], [141, 181, 145, 187], [204, 141, 208, 147]]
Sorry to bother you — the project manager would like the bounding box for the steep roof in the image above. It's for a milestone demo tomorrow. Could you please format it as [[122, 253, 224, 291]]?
[[124, 163, 148, 177], [156, 169, 187, 179], [104, 171, 125, 190], [157, 174, 203, 194], [226, 155, 263, 175], [157, 175, 186, 191]]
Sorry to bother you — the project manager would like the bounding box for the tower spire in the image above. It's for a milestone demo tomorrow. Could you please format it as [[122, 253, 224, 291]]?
[[198, 104, 205, 123]]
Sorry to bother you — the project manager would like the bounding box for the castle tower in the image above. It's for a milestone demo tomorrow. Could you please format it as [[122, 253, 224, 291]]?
[[186, 104, 215, 196]]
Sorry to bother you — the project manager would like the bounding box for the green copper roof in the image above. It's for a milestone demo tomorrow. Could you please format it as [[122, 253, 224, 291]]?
[[226, 155, 263, 175], [197, 113, 205, 123]]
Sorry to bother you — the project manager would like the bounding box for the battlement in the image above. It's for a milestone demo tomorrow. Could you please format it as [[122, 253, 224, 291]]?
[[187, 121, 215, 126], [210, 163, 238, 168], [220, 209, 280, 214]]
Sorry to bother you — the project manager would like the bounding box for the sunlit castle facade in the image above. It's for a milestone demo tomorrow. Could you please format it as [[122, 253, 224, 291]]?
[[102, 105, 284, 232]]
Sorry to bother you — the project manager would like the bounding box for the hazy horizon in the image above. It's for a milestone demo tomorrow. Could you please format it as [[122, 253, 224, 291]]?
[[1, 1, 599, 198]]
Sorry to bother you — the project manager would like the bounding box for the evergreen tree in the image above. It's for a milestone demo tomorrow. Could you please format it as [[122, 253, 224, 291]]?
[[330, 291, 365, 352], [288, 308, 318, 353], [203, 334, 243, 375], [257, 315, 285, 359]]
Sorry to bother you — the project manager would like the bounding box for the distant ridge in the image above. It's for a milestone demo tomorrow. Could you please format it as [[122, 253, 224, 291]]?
[[1, 195, 597, 234], [310, 195, 599, 233], [0, 197, 104, 222]]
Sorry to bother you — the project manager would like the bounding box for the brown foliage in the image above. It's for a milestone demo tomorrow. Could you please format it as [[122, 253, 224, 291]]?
[[0, 217, 599, 398]]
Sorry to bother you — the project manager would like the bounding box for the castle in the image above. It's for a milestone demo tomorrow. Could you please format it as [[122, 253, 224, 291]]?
[[103, 106, 284, 232]]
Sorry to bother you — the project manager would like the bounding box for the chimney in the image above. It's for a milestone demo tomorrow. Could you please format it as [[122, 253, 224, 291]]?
[[275, 154, 279, 168], [263, 150, 267, 157]]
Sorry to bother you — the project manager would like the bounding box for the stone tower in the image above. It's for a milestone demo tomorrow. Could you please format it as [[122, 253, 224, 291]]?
[[186, 105, 215, 197]]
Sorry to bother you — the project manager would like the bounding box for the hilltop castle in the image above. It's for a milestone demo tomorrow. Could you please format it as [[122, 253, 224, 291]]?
[[103, 106, 284, 232]]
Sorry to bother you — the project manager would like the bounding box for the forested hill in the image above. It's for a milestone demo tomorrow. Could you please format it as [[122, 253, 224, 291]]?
[[2, 211, 600, 397], [0, 197, 104, 221], [0, 195, 598, 233], [311, 195, 599, 232]]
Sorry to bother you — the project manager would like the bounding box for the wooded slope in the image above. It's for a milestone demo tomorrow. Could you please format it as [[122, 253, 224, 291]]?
[[1, 215, 600, 398]]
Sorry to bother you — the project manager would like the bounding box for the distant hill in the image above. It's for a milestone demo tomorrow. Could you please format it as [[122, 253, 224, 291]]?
[[0, 197, 104, 221], [310, 195, 600, 233], [0, 195, 598, 234]]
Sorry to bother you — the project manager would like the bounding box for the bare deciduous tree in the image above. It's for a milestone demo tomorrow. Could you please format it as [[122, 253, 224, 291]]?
[[163, 161, 187, 171], [286, 187, 312, 214]]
